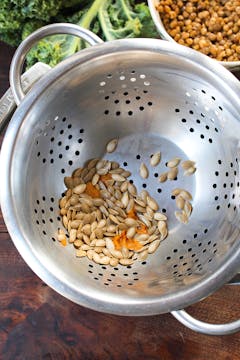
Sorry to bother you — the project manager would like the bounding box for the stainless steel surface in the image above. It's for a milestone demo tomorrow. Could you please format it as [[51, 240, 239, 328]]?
[[172, 310, 240, 335], [0, 62, 50, 132], [9, 23, 103, 105], [1, 24, 240, 335], [147, 0, 240, 71]]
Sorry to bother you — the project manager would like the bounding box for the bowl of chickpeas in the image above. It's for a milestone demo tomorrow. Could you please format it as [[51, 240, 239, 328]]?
[[148, 0, 240, 71]]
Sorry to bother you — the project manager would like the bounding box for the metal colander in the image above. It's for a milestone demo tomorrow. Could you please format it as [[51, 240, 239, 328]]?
[[0, 24, 240, 335]]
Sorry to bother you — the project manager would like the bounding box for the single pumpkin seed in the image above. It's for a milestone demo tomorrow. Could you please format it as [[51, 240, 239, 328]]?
[[138, 249, 149, 261], [154, 212, 167, 221], [128, 183, 137, 196], [64, 176, 74, 189], [125, 218, 138, 227], [176, 195, 185, 210], [159, 172, 168, 183], [184, 201, 192, 217], [184, 166, 196, 176], [147, 196, 159, 211], [72, 167, 82, 177], [175, 210, 189, 224], [73, 183, 86, 195], [86, 158, 99, 170], [110, 258, 119, 266], [148, 239, 161, 254], [111, 161, 120, 170], [181, 160, 195, 170], [140, 190, 149, 202], [92, 173, 100, 186], [120, 181, 128, 193], [138, 214, 151, 228], [73, 239, 83, 248], [109, 208, 119, 216], [134, 198, 146, 207], [97, 219, 107, 228], [127, 227, 136, 238], [167, 167, 178, 180], [76, 249, 87, 257], [81, 244, 91, 251], [150, 151, 161, 167], [99, 205, 109, 217], [87, 249, 94, 260], [112, 173, 126, 182], [167, 157, 181, 168], [126, 198, 134, 213], [95, 239, 106, 247], [121, 191, 129, 208], [119, 258, 133, 266], [106, 138, 118, 153], [114, 189, 122, 200], [122, 247, 129, 258], [99, 256, 111, 265], [121, 170, 131, 178], [69, 229, 77, 243], [62, 215, 68, 229], [109, 168, 123, 174], [110, 249, 123, 259], [105, 237, 115, 251], [82, 224, 91, 236], [179, 189, 192, 201], [139, 163, 149, 179]]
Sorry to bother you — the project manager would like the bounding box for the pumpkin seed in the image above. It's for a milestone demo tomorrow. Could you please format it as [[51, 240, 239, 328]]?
[[154, 212, 167, 221], [150, 152, 161, 167], [140, 190, 149, 202], [138, 250, 148, 261], [147, 196, 159, 211], [119, 258, 134, 266], [179, 189, 192, 201], [184, 166, 196, 176], [167, 157, 181, 168], [110, 258, 119, 266], [184, 201, 192, 217], [64, 176, 74, 189], [148, 239, 161, 254], [111, 161, 120, 170], [126, 198, 134, 212], [159, 172, 168, 183], [121, 191, 129, 208], [95, 239, 106, 247], [76, 249, 87, 257], [87, 249, 94, 260], [176, 195, 185, 210], [106, 237, 115, 251], [135, 205, 146, 213], [126, 227, 136, 238], [69, 229, 77, 243], [175, 210, 189, 224], [92, 173, 100, 186], [73, 239, 83, 248], [110, 249, 123, 259], [140, 163, 149, 179], [111, 173, 126, 182], [122, 247, 129, 258], [181, 160, 195, 170], [106, 138, 118, 153], [72, 167, 82, 177], [128, 183, 137, 197], [167, 167, 178, 180], [73, 183, 86, 195]]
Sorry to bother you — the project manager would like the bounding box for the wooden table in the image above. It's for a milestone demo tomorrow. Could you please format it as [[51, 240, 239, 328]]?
[[0, 41, 239, 360]]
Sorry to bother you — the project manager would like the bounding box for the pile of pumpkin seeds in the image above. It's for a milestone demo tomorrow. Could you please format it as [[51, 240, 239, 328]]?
[[58, 138, 196, 266], [58, 141, 168, 266]]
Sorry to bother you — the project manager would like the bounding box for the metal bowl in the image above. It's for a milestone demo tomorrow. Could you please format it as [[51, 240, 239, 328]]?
[[147, 0, 240, 72]]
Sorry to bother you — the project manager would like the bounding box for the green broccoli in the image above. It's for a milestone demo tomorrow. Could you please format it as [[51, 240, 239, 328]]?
[[0, 0, 158, 67]]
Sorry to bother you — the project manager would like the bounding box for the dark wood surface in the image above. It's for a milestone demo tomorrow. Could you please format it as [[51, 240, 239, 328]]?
[[0, 40, 239, 360]]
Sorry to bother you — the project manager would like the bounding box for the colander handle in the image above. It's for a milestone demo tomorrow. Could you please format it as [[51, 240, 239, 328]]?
[[171, 310, 240, 335], [9, 23, 103, 106]]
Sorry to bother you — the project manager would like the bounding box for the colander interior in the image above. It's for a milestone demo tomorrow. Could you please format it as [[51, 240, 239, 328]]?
[[7, 49, 240, 314]]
